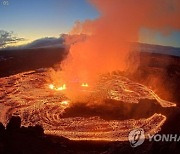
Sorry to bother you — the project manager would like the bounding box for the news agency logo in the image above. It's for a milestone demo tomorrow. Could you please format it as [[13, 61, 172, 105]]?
[[128, 128, 145, 147], [129, 128, 180, 147]]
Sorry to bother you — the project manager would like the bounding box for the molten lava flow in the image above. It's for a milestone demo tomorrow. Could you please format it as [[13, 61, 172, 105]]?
[[49, 84, 54, 90], [61, 100, 69, 106], [0, 70, 176, 141], [81, 83, 89, 87], [89, 73, 176, 107], [57, 84, 66, 91], [48, 84, 66, 91], [45, 113, 166, 141]]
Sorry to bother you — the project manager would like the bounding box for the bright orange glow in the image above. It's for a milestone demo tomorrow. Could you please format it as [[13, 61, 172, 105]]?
[[61, 100, 69, 105], [57, 84, 66, 91], [49, 0, 180, 92], [49, 84, 54, 90], [0, 71, 176, 141], [81, 83, 89, 87], [48, 84, 66, 91]]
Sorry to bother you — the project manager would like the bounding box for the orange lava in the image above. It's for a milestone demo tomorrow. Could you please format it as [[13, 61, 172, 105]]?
[[49, 84, 66, 91], [0, 70, 176, 141]]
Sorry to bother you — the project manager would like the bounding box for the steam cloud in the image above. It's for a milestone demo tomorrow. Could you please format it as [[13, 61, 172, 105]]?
[[50, 0, 180, 95]]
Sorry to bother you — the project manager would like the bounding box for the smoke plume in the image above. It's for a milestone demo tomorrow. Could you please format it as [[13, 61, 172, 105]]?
[[50, 0, 180, 99]]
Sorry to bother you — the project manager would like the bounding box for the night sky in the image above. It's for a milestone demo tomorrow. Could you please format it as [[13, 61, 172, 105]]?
[[0, 0, 180, 47]]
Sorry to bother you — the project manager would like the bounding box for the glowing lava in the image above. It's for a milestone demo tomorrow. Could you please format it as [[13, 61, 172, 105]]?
[[81, 83, 89, 87], [48, 84, 66, 91], [49, 84, 54, 90], [0, 70, 176, 141], [61, 100, 69, 106]]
